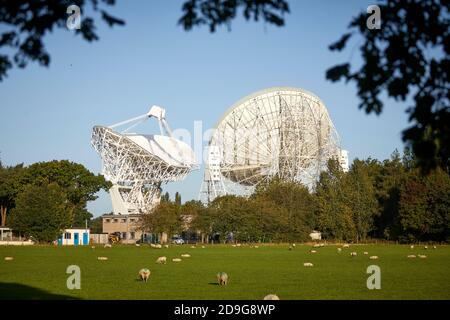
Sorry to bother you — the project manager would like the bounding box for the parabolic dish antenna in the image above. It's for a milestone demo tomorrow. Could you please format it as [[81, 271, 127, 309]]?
[[91, 105, 197, 214], [199, 87, 347, 202]]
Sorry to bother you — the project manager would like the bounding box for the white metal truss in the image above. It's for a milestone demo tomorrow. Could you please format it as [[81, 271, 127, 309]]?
[[199, 87, 345, 203], [91, 106, 197, 214]]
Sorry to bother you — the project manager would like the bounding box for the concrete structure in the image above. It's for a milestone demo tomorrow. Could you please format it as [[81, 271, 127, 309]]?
[[102, 214, 143, 244], [0, 227, 13, 241], [58, 228, 90, 246]]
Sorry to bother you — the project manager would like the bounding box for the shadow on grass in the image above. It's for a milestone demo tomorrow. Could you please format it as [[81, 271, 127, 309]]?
[[208, 282, 219, 286], [0, 282, 81, 300]]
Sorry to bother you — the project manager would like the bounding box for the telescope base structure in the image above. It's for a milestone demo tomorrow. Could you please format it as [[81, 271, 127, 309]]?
[[109, 184, 161, 215]]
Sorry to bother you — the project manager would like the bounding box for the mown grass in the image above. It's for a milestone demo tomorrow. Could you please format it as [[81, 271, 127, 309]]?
[[0, 244, 449, 299]]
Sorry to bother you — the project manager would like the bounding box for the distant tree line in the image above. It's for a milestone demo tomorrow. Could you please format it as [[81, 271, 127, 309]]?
[[145, 148, 450, 244], [0, 160, 110, 243]]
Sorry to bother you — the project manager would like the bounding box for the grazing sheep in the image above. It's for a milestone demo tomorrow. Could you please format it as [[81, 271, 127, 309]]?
[[407, 255, 416, 258], [433, 246, 437, 249], [313, 244, 320, 248], [190, 246, 196, 249], [150, 244, 156, 248], [350, 252, 357, 256], [410, 245, 414, 249], [303, 262, 314, 267], [236, 244, 241, 247], [201, 246, 205, 249], [363, 252, 368, 255], [264, 294, 280, 300], [138, 268, 151, 282], [289, 246, 293, 251], [310, 250, 317, 253], [232, 245, 236, 247], [337, 248, 342, 252], [254, 246, 259, 248], [342, 244, 350, 248], [217, 272, 228, 285], [418, 254, 427, 259], [369, 256, 378, 260], [155, 244, 162, 249], [156, 256, 167, 264], [104, 244, 112, 248], [135, 244, 140, 247], [292, 243, 296, 247], [181, 254, 191, 258], [4, 257, 13, 261], [320, 243, 325, 247], [424, 246, 428, 250], [97, 257, 108, 260], [164, 245, 169, 248], [172, 258, 182, 262], [91, 246, 96, 249]]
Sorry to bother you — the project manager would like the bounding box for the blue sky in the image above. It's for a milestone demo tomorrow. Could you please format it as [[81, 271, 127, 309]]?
[[0, 1, 409, 216]]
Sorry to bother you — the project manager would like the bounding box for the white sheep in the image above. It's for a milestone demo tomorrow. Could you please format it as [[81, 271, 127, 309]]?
[[4, 257, 13, 261], [97, 256, 108, 260], [418, 254, 427, 259], [104, 244, 112, 248], [155, 244, 162, 249], [407, 255, 416, 258], [343, 244, 350, 248], [369, 256, 378, 260], [313, 244, 320, 248], [164, 244, 169, 248], [320, 243, 325, 247], [363, 252, 369, 255], [236, 244, 241, 247], [135, 244, 140, 247], [433, 246, 437, 249], [181, 254, 191, 258], [337, 248, 342, 252], [350, 252, 357, 256], [172, 258, 182, 262], [217, 272, 228, 285], [91, 246, 96, 249], [150, 244, 156, 248], [424, 246, 428, 250], [201, 246, 205, 249], [303, 262, 314, 267], [310, 250, 317, 253], [138, 268, 151, 282], [232, 245, 236, 247], [254, 245, 259, 248], [410, 245, 414, 249], [264, 294, 280, 300], [292, 243, 296, 247], [156, 256, 167, 264], [190, 246, 196, 249]]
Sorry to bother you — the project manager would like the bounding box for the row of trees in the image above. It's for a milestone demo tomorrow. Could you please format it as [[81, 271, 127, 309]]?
[[0, 160, 110, 242], [144, 148, 450, 243]]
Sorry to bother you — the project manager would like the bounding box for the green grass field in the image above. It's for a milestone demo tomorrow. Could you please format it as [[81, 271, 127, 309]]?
[[1, 244, 449, 300]]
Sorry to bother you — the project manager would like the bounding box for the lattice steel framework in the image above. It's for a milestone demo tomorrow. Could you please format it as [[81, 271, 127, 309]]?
[[199, 87, 343, 202], [92, 106, 197, 214]]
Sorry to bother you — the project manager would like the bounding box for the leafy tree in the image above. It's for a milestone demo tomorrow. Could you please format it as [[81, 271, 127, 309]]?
[[0, 162, 25, 226], [140, 201, 182, 242], [19, 160, 111, 224], [175, 191, 182, 206], [9, 183, 72, 243], [0, 0, 124, 80], [326, 0, 450, 173], [398, 168, 450, 241], [179, 0, 290, 32], [253, 178, 315, 241], [89, 215, 104, 234]]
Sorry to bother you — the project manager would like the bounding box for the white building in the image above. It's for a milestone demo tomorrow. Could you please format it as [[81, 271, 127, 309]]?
[[57, 228, 90, 246], [309, 230, 322, 240]]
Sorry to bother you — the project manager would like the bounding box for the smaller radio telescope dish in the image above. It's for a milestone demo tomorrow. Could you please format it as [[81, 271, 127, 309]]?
[[91, 105, 197, 214]]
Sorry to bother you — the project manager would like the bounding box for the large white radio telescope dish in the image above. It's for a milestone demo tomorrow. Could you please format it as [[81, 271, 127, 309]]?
[[91, 105, 197, 214], [200, 87, 346, 202]]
